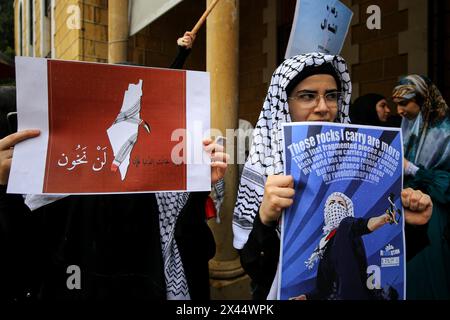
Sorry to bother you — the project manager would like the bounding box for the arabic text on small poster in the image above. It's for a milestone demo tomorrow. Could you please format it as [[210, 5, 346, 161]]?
[[285, 0, 353, 58], [8, 57, 210, 194]]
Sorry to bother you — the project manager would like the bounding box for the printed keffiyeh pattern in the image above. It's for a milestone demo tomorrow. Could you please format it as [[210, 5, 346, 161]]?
[[156, 192, 191, 300]]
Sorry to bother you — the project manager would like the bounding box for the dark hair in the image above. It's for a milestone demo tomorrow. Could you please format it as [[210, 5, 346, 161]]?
[[414, 95, 424, 108], [349, 93, 385, 126], [285, 63, 341, 97], [0, 86, 16, 138]]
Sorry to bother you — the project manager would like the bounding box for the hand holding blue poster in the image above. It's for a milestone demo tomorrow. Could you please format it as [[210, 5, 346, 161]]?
[[279, 122, 404, 300], [285, 0, 353, 58]]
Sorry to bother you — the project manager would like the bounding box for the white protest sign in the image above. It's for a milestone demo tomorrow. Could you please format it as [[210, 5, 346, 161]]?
[[285, 0, 353, 58]]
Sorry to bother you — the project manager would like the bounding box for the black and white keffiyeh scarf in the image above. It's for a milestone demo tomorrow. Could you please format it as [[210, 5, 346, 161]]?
[[232, 52, 352, 250], [305, 192, 354, 270], [154, 180, 225, 299], [155, 192, 191, 300], [25, 186, 227, 300], [25, 192, 193, 300]]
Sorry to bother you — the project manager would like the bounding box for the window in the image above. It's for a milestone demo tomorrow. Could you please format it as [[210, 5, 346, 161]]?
[[45, 0, 50, 17], [277, 0, 296, 64], [19, 2, 23, 55], [42, 0, 52, 57], [29, 0, 33, 46]]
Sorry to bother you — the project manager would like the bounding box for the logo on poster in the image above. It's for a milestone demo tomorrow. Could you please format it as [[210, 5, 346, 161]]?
[[380, 244, 400, 267]]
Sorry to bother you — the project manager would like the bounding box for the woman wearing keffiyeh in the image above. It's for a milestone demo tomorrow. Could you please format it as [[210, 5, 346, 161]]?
[[232, 53, 433, 300], [392, 75, 450, 299], [233, 53, 352, 251]]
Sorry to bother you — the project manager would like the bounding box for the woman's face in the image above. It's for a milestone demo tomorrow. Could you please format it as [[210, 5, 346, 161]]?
[[327, 195, 348, 210], [375, 99, 390, 122], [288, 74, 339, 122], [394, 98, 421, 120]]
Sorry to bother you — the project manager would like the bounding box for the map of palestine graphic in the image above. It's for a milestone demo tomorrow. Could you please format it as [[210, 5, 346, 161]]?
[[107, 80, 150, 180]]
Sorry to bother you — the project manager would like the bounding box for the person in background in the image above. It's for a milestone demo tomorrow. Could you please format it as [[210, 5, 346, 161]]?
[[171, 31, 196, 69], [392, 74, 450, 300], [349, 93, 401, 127]]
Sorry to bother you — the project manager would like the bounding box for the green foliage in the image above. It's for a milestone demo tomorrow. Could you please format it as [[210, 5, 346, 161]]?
[[0, 0, 15, 60]]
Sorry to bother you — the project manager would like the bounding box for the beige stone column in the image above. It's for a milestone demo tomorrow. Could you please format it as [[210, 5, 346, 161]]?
[[207, 0, 251, 299], [108, 0, 128, 63]]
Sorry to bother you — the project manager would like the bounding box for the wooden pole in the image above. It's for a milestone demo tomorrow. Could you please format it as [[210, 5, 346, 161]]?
[[191, 0, 220, 35]]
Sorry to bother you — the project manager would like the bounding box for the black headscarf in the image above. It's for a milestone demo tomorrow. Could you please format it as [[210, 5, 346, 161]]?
[[349, 93, 385, 126], [0, 86, 16, 138], [286, 63, 342, 97]]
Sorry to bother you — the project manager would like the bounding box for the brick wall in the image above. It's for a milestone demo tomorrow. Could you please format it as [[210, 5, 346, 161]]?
[[128, 0, 206, 71], [128, 0, 271, 126], [260, 0, 408, 102], [238, 0, 269, 125], [80, 0, 108, 62], [277, 0, 296, 64], [54, 0, 81, 60], [351, 0, 408, 99], [429, 0, 450, 103], [52, 0, 108, 62]]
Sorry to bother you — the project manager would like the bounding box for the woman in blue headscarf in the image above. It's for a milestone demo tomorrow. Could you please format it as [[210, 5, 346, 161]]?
[[392, 75, 450, 299]]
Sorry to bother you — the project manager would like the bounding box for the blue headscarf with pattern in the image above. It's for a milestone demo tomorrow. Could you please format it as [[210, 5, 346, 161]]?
[[392, 75, 450, 170]]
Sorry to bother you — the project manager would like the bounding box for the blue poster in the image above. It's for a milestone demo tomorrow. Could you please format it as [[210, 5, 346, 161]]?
[[285, 0, 353, 58], [279, 122, 405, 300]]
